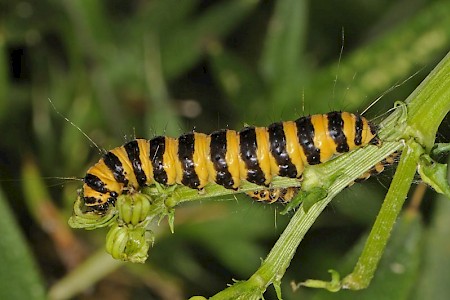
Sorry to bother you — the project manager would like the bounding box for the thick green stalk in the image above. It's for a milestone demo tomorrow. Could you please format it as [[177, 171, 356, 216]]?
[[406, 51, 450, 149]]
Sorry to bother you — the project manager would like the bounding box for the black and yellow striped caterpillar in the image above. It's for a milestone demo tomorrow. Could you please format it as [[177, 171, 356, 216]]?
[[247, 148, 397, 203], [82, 111, 380, 212]]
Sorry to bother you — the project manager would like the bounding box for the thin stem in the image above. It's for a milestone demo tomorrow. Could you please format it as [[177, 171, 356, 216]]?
[[48, 251, 123, 300]]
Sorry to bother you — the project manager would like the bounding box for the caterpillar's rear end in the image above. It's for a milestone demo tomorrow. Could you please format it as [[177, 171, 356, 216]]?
[[80, 111, 381, 212]]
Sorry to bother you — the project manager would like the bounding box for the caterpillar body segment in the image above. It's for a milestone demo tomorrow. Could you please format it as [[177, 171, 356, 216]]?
[[248, 152, 398, 204], [81, 111, 380, 212], [247, 187, 300, 204], [352, 151, 400, 184]]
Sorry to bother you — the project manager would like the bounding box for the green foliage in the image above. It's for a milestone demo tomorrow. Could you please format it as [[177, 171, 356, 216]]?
[[413, 192, 450, 299], [0, 188, 46, 300], [2, 0, 450, 299]]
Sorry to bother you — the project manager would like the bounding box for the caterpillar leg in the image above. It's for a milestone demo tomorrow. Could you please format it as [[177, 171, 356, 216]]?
[[352, 151, 400, 185], [246, 187, 300, 204]]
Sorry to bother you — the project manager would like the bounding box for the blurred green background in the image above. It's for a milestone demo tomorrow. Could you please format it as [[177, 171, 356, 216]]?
[[1, 0, 450, 299]]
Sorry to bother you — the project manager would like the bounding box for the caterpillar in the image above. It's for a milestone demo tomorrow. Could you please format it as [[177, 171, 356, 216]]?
[[82, 111, 380, 212], [247, 152, 398, 203]]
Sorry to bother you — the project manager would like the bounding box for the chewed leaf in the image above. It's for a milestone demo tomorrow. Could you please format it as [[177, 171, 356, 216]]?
[[418, 154, 450, 198], [68, 196, 117, 230], [431, 143, 450, 157]]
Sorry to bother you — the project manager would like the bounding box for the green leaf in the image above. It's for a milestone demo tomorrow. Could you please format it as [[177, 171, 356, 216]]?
[[431, 143, 450, 157], [0, 188, 46, 300], [418, 154, 450, 198], [68, 195, 117, 230]]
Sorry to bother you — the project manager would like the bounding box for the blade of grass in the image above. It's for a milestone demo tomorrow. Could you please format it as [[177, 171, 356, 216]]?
[[161, 0, 259, 79], [61, 0, 124, 135], [0, 31, 8, 121], [0, 188, 46, 300], [136, 0, 200, 32], [260, 0, 307, 112], [143, 32, 181, 136]]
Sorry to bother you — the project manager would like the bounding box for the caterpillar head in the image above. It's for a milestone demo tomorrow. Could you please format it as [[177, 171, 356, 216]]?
[[81, 175, 118, 213], [367, 121, 381, 146]]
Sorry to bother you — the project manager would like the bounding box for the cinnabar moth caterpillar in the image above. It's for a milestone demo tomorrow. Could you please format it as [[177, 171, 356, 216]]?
[[81, 111, 380, 212], [247, 152, 398, 204]]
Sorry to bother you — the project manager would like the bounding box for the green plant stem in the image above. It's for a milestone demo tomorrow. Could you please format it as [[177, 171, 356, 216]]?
[[342, 140, 423, 289], [48, 250, 123, 300], [406, 51, 450, 150]]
